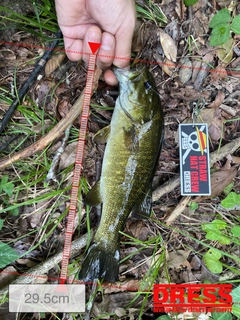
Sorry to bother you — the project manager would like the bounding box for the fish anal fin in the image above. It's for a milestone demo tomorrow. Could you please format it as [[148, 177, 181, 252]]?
[[93, 125, 110, 144], [84, 181, 102, 206], [132, 188, 152, 219], [79, 242, 119, 283]]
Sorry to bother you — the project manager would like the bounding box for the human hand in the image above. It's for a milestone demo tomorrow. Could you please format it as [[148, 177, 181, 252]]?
[[55, 0, 136, 85]]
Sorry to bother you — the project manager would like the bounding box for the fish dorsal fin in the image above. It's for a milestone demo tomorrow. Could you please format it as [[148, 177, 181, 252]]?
[[132, 187, 152, 219], [84, 181, 102, 206], [93, 125, 110, 144]]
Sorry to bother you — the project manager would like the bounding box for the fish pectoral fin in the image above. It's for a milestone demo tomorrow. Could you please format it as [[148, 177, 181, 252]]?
[[132, 188, 152, 219], [84, 181, 102, 206], [93, 125, 110, 144], [123, 124, 139, 152], [79, 242, 119, 282]]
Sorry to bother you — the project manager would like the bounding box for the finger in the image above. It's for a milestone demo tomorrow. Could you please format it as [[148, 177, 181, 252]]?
[[113, 10, 136, 68], [64, 37, 83, 61], [96, 32, 115, 69], [83, 25, 102, 65], [61, 24, 92, 41], [104, 69, 118, 86]]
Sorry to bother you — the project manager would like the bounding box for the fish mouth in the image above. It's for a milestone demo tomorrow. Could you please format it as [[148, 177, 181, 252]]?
[[113, 68, 129, 84], [113, 68, 143, 84]]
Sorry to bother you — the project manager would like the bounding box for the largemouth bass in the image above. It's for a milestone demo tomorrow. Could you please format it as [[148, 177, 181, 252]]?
[[79, 64, 164, 282]]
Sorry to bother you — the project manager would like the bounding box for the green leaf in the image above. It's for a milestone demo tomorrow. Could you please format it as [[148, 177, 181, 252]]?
[[221, 192, 240, 209], [189, 201, 198, 210], [202, 219, 227, 232], [156, 316, 172, 320], [0, 242, 20, 268], [203, 256, 222, 273], [210, 24, 231, 46], [0, 175, 15, 196], [205, 248, 222, 260], [203, 249, 222, 274], [231, 286, 240, 318], [1, 175, 9, 184], [230, 285, 240, 303], [212, 312, 232, 320], [2, 182, 15, 196], [231, 15, 240, 34], [205, 230, 231, 245], [202, 220, 230, 244], [11, 207, 19, 217], [218, 37, 234, 64], [184, 0, 198, 6], [223, 182, 234, 195], [209, 8, 231, 28], [0, 219, 3, 230], [231, 305, 240, 318], [231, 226, 240, 237]]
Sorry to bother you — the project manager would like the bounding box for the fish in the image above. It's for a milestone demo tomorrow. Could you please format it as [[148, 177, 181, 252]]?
[[78, 64, 164, 282]]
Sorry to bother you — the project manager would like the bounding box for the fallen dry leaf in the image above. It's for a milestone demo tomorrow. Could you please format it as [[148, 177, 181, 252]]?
[[57, 99, 72, 118], [194, 52, 214, 90], [210, 65, 228, 82], [132, 20, 147, 53], [104, 279, 140, 294], [126, 220, 150, 241], [223, 155, 232, 170], [92, 292, 142, 317], [171, 86, 210, 102], [218, 37, 234, 64], [59, 141, 77, 170], [45, 53, 66, 76], [159, 57, 176, 77], [208, 108, 223, 141], [192, 60, 202, 83], [26, 200, 50, 228], [210, 166, 237, 198], [207, 91, 225, 109], [31, 119, 53, 134], [179, 57, 192, 84], [198, 108, 215, 127], [158, 29, 177, 62], [0, 266, 18, 290], [16, 258, 36, 268], [167, 249, 191, 269], [231, 156, 240, 164], [115, 308, 127, 318]]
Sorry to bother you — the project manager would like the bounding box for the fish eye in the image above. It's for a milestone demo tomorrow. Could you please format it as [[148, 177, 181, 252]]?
[[144, 81, 151, 91]]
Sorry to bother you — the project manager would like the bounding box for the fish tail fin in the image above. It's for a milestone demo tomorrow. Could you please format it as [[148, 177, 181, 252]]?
[[78, 242, 120, 283]]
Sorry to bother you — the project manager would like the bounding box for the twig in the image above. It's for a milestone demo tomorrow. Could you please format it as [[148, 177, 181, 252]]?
[[0, 67, 102, 169], [46, 125, 71, 184], [165, 196, 191, 225], [209, 136, 240, 167], [152, 176, 180, 202], [0, 30, 62, 134]]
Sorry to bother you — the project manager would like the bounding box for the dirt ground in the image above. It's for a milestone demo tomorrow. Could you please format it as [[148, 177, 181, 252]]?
[[0, 0, 240, 319]]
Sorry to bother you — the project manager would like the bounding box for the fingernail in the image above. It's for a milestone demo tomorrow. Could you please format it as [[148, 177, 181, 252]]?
[[101, 34, 113, 51]]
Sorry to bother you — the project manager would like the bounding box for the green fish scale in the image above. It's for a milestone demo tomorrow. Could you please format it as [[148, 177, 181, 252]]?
[[94, 100, 162, 249]]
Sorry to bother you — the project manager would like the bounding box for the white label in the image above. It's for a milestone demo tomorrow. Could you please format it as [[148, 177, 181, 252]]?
[[9, 284, 85, 313]]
